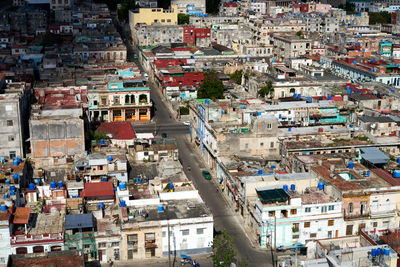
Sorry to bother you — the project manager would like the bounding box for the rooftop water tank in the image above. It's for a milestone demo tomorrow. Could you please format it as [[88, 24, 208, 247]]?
[[108, 156, 113, 161], [13, 173, 19, 180], [119, 182, 126, 190], [283, 185, 288, 191], [120, 200, 126, 207], [158, 205, 164, 212], [98, 202, 105, 210], [58, 181, 63, 188], [100, 139, 105, 145], [348, 162, 354, 169], [318, 181, 324, 190], [102, 177, 108, 182], [9, 185, 15, 192], [367, 171, 370, 177], [384, 248, 390, 256], [0, 205, 6, 212], [394, 170, 400, 178], [371, 248, 377, 257], [397, 158, 400, 164], [290, 184, 295, 191], [10, 191, 15, 196], [50, 181, 56, 189], [29, 183, 35, 191], [258, 169, 263, 175], [5, 180, 10, 185]]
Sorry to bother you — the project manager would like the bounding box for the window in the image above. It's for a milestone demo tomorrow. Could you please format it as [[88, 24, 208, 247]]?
[[9, 151, 16, 159], [114, 248, 120, 260], [292, 223, 299, 233], [260, 142, 264, 147], [197, 228, 205, 235], [348, 203, 353, 213], [268, 211, 275, 217], [304, 222, 311, 228], [290, 209, 297, 215], [84, 244, 91, 249], [127, 234, 138, 257], [310, 233, 317, 238], [372, 222, 378, 227], [111, 242, 119, 247], [167, 19, 171, 22], [7, 120, 13, 126], [181, 230, 189, 236], [8, 136, 14, 142], [245, 143, 248, 149], [162, 231, 166, 237], [114, 96, 120, 104], [321, 206, 327, 213], [305, 207, 311, 213], [98, 242, 106, 248], [328, 220, 334, 226], [267, 123, 272, 129], [270, 142, 274, 148], [328, 205, 334, 211]]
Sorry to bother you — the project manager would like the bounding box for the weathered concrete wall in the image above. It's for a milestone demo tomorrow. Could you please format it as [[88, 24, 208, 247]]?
[[30, 119, 85, 158], [0, 99, 23, 159]]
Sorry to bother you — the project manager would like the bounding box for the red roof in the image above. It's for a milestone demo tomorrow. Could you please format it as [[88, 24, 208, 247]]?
[[372, 168, 400, 186], [13, 207, 31, 224], [96, 122, 136, 140], [82, 182, 114, 198]]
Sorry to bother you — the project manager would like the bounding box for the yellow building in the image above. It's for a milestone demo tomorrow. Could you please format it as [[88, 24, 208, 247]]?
[[129, 5, 178, 35]]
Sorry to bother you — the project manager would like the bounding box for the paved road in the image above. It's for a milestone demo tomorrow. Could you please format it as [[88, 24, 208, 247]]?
[[114, 18, 272, 267]]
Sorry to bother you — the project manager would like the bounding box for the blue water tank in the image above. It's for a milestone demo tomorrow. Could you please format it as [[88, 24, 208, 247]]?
[[353, 60, 357, 64], [50, 181, 56, 189], [318, 181, 325, 190], [346, 86, 350, 90], [5, 180, 10, 185], [13, 173, 19, 179], [288, 127, 291, 132], [29, 183, 35, 190], [258, 169, 263, 175], [0, 205, 6, 211], [348, 162, 354, 169], [76, 176, 81, 182], [13, 159, 18, 166], [58, 181, 63, 188], [271, 59, 275, 63], [10, 191, 15, 196], [119, 182, 126, 190], [283, 185, 288, 191], [98, 202, 105, 210], [367, 171, 370, 177], [108, 156, 113, 161], [100, 139, 105, 145], [394, 170, 400, 178], [397, 158, 400, 164], [378, 248, 383, 255], [328, 96, 332, 100], [290, 184, 295, 191], [158, 205, 164, 212], [130, 67, 133, 71], [297, 94, 301, 98], [371, 249, 377, 257], [114, 187, 117, 192], [4, 194, 8, 199], [84, 151, 88, 156], [16, 158, 21, 164], [241, 105, 246, 109], [10, 185, 15, 192], [120, 200, 126, 207], [363, 171, 366, 177], [169, 181, 174, 189], [222, 110, 225, 114], [384, 248, 390, 256], [293, 93, 297, 98], [102, 177, 108, 182]]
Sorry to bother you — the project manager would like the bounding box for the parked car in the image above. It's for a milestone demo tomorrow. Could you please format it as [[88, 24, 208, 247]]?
[[277, 245, 287, 252], [202, 170, 212, 180], [289, 243, 305, 252], [161, 133, 168, 138]]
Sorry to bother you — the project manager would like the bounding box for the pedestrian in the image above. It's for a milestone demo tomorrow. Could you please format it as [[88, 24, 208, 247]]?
[[216, 186, 219, 192], [221, 185, 225, 192]]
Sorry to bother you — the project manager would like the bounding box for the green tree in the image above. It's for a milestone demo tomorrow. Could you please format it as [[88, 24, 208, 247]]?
[[91, 131, 110, 142], [197, 71, 224, 100], [295, 30, 303, 37], [368, 11, 391, 25], [228, 70, 243, 85], [178, 13, 190, 24], [258, 80, 274, 98], [211, 230, 236, 267], [118, 0, 139, 21]]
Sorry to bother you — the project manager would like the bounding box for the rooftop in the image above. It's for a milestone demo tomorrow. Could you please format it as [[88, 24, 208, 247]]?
[[65, 213, 94, 230], [96, 122, 136, 140], [82, 182, 114, 198], [13, 207, 31, 224], [8, 250, 83, 267], [29, 212, 64, 235]]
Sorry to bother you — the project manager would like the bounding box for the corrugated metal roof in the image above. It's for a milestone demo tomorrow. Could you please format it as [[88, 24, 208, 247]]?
[[65, 213, 94, 229]]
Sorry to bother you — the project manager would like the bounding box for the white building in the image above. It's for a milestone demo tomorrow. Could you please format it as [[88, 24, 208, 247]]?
[[0, 210, 11, 266]]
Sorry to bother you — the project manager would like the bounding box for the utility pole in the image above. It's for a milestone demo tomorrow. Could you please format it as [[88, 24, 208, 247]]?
[[274, 216, 277, 267], [168, 220, 171, 267]]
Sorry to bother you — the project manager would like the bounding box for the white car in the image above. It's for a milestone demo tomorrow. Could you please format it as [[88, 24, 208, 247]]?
[[183, 121, 190, 126]]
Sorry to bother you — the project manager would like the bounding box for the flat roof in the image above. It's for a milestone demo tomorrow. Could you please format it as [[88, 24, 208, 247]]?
[[30, 212, 64, 235], [65, 213, 94, 229]]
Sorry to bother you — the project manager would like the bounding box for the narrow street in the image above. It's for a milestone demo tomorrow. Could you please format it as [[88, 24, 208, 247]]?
[[112, 15, 272, 266]]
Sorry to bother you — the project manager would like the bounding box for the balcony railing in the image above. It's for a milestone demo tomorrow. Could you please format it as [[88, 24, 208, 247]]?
[[344, 209, 370, 220], [11, 233, 63, 244]]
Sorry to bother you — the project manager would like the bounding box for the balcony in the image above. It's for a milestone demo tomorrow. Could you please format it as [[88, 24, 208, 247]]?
[[11, 233, 63, 244], [145, 239, 157, 248], [344, 209, 370, 220], [370, 209, 396, 218]]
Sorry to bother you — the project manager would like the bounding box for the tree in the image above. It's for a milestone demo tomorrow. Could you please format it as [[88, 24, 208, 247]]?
[[296, 30, 303, 37], [228, 70, 243, 85], [368, 12, 391, 25], [197, 71, 224, 100], [178, 13, 190, 25], [211, 230, 236, 267], [258, 80, 274, 98], [91, 131, 110, 142]]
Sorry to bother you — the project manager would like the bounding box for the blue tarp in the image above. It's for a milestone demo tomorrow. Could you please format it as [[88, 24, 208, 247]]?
[[65, 213, 94, 229]]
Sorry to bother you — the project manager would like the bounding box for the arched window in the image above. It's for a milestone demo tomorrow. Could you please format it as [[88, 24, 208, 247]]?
[[125, 95, 130, 104], [130, 95, 135, 104], [348, 203, 353, 213], [289, 88, 296, 94], [139, 94, 147, 103]]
